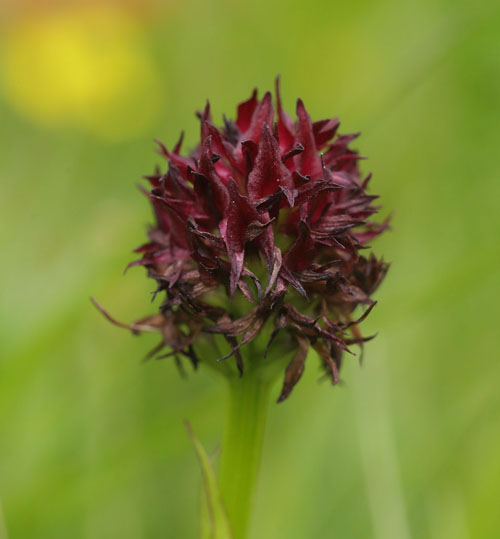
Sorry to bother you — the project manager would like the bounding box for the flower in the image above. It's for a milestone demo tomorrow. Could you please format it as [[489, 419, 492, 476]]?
[[94, 78, 389, 401]]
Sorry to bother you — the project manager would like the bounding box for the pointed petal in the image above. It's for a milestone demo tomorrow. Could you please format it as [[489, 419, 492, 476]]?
[[313, 117, 340, 149], [247, 123, 293, 200], [283, 221, 316, 272], [277, 336, 309, 402], [236, 88, 258, 132], [191, 137, 230, 224], [294, 99, 323, 179], [242, 91, 274, 144]]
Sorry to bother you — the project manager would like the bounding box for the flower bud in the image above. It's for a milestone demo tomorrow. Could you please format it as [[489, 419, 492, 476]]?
[[97, 78, 389, 401]]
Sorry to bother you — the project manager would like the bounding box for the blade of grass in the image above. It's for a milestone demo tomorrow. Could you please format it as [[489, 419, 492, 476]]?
[[185, 421, 232, 539]]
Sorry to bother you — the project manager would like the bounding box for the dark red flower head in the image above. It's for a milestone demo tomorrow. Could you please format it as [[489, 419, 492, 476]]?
[[98, 78, 389, 401]]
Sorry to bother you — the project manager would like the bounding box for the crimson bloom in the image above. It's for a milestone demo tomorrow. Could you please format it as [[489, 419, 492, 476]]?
[[96, 79, 389, 401]]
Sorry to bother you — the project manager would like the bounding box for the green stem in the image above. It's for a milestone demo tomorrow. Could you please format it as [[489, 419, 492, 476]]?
[[217, 368, 271, 539]]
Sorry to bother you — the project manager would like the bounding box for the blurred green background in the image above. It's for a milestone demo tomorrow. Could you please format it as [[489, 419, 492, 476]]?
[[1, 0, 499, 537]]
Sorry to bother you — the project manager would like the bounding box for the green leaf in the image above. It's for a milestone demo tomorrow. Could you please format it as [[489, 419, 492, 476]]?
[[185, 421, 233, 539]]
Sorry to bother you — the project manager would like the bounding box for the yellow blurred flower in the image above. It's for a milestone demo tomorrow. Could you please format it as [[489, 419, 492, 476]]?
[[0, 4, 164, 141]]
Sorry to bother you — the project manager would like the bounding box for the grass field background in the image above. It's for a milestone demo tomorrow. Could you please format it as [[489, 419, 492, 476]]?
[[1, 1, 499, 537]]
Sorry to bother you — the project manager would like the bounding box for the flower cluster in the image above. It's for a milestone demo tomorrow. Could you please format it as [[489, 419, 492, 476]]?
[[98, 79, 389, 401]]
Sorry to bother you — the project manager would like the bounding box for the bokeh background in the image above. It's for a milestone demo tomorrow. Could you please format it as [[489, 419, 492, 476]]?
[[1, 0, 499, 537]]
